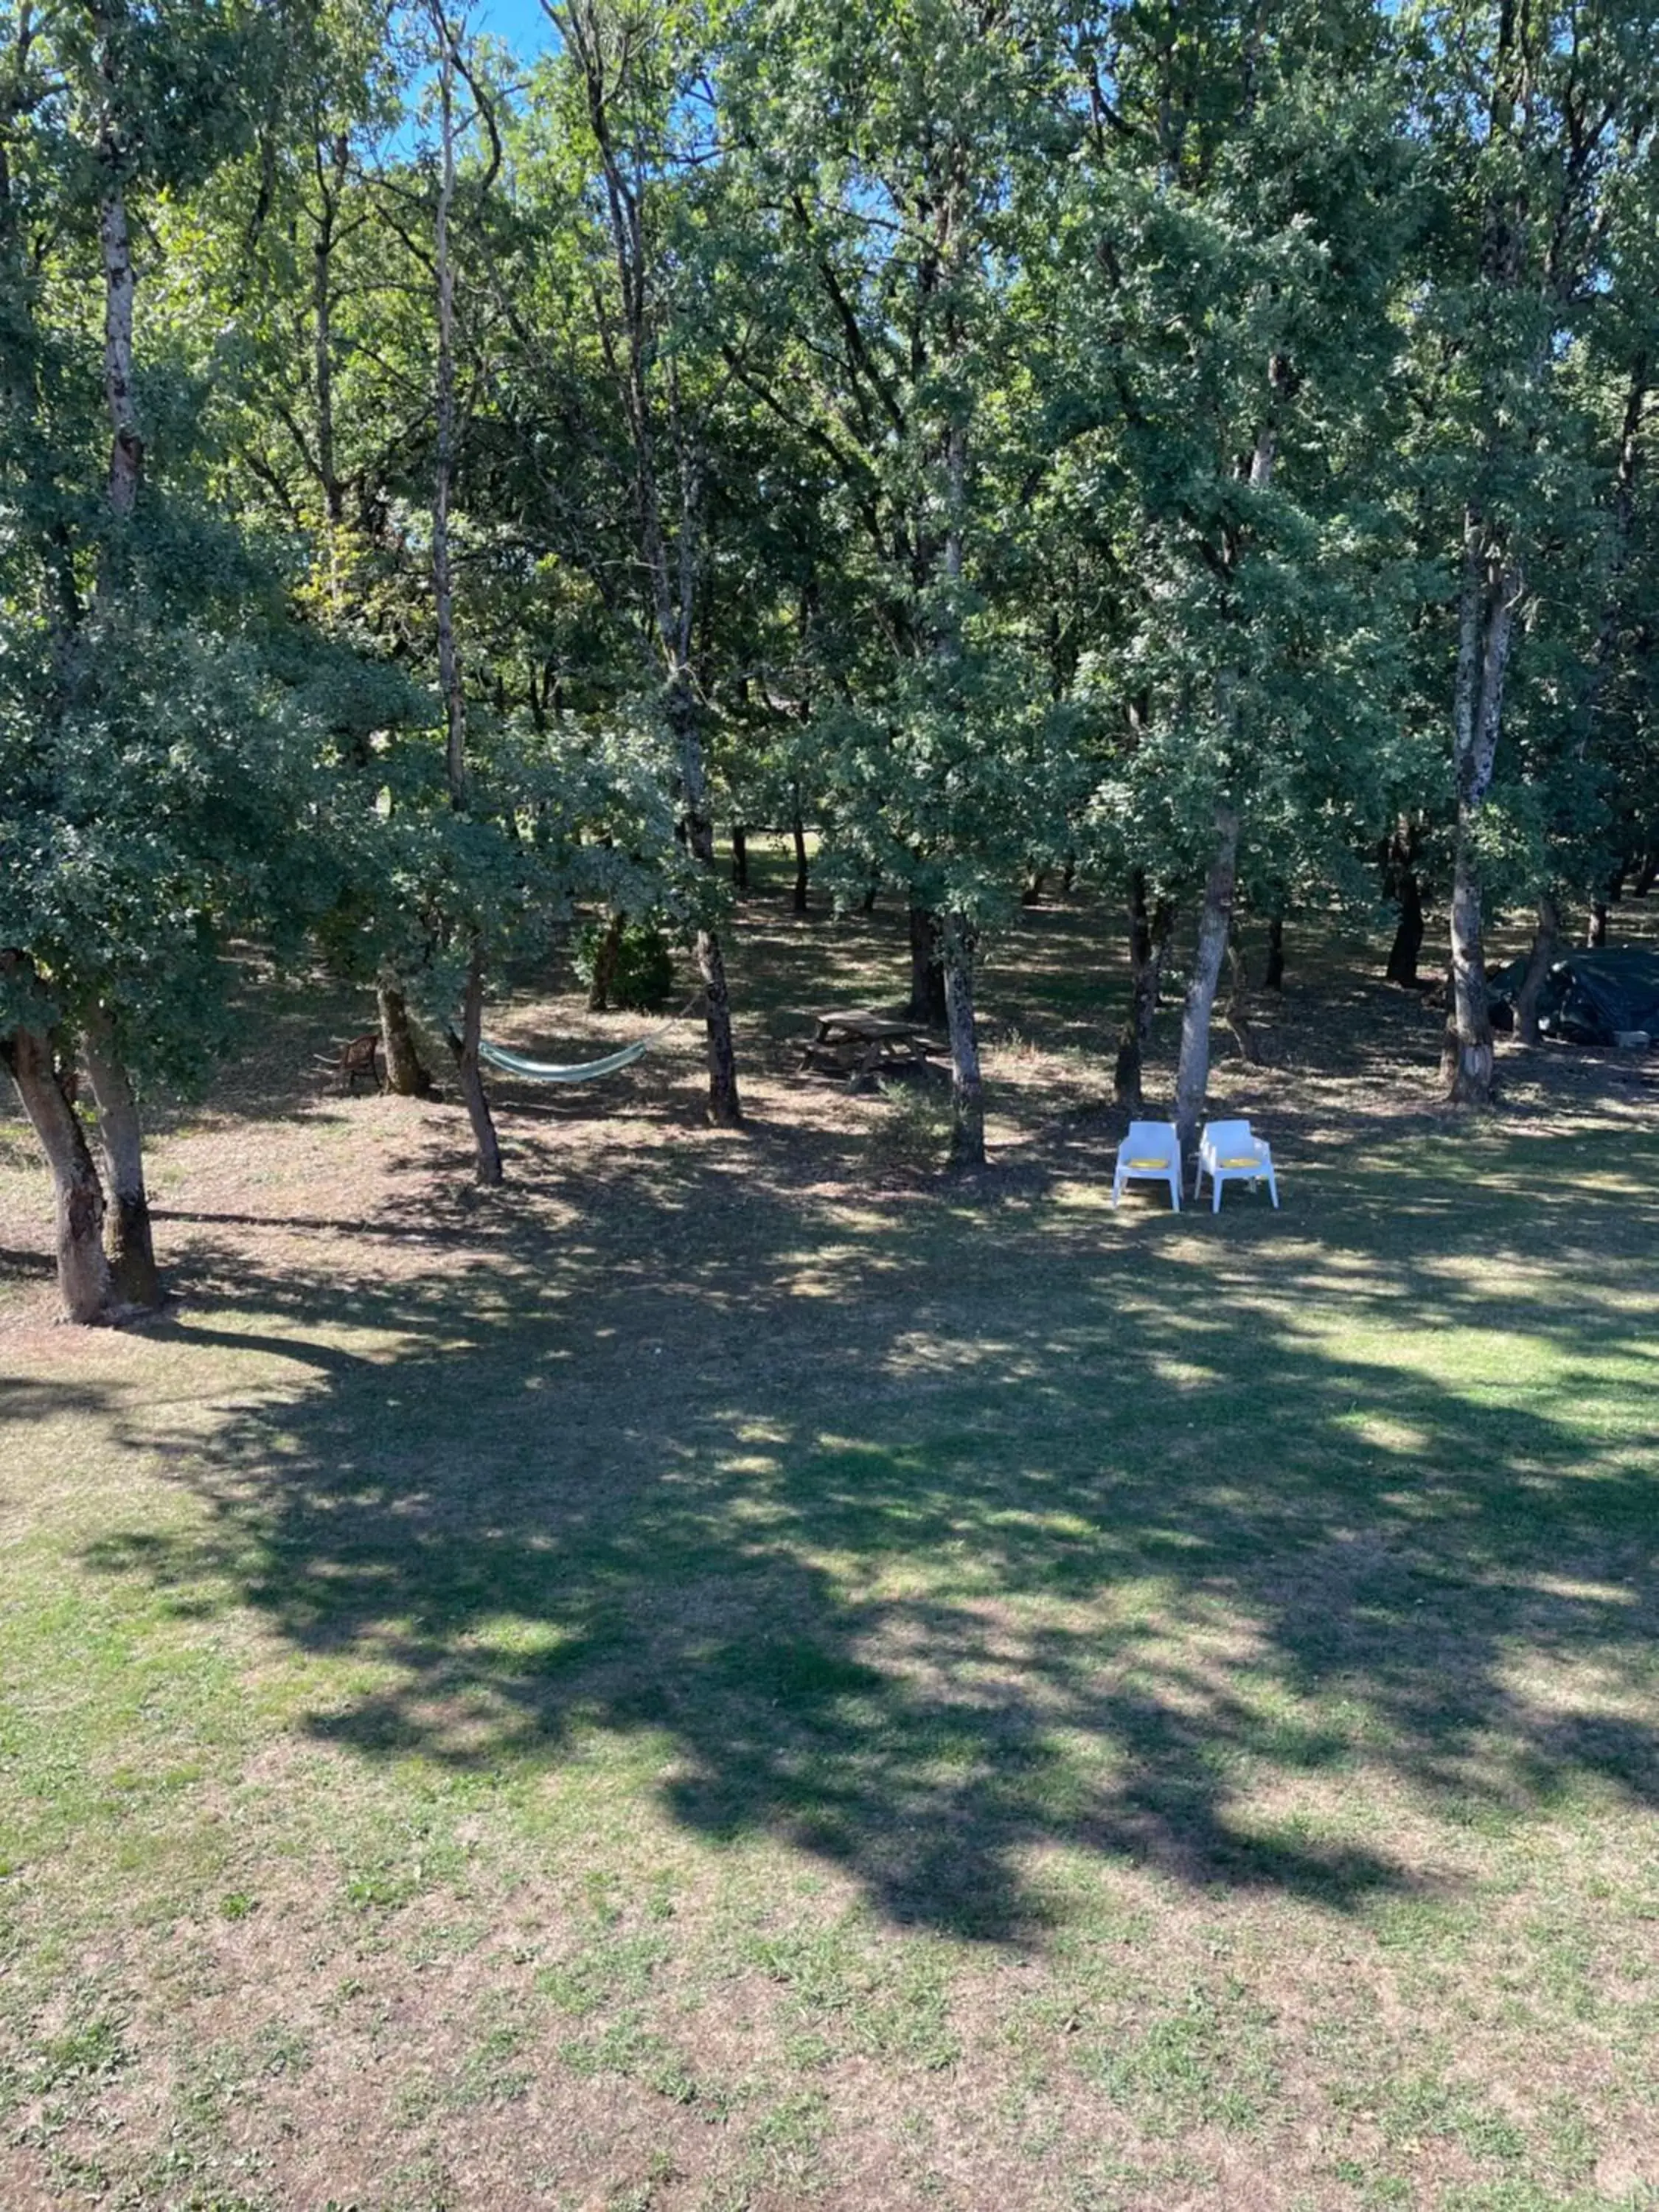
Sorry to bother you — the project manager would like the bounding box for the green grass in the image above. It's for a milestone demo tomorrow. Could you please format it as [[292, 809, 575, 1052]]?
[[4, 878, 1659, 2207]]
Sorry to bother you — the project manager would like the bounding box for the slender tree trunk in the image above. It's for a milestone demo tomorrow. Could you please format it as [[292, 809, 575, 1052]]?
[[1, 1015, 112, 1324], [431, 23, 503, 1180], [667, 683, 742, 1127], [1634, 852, 1656, 898], [1263, 914, 1285, 992], [1443, 801, 1497, 1100], [1019, 869, 1046, 908], [1442, 509, 1517, 1104], [1114, 869, 1159, 1108], [80, 1005, 159, 1307], [730, 824, 748, 893], [448, 945, 501, 1187], [1514, 893, 1561, 1046], [378, 983, 432, 1097], [939, 912, 984, 1172], [1173, 804, 1240, 1155], [1586, 899, 1609, 949], [791, 812, 809, 914], [569, 4, 740, 1130], [587, 911, 625, 1012], [1385, 861, 1426, 987], [907, 905, 947, 1026], [1225, 937, 1262, 1065], [860, 868, 879, 915]]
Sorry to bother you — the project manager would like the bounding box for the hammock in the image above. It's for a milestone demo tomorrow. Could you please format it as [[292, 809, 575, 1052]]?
[[477, 1011, 686, 1085]]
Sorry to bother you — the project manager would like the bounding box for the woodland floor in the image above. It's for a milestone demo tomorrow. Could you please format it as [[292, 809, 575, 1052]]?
[[4, 858, 1659, 2212]]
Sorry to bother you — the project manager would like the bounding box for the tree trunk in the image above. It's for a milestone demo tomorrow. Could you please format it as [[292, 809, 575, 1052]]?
[[940, 912, 985, 1173], [448, 945, 501, 1188], [907, 905, 947, 1026], [1225, 937, 1262, 1065], [1586, 899, 1608, 949], [666, 684, 742, 1127], [1441, 800, 1497, 1102], [1442, 509, 1518, 1105], [694, 922, 742, 1127], [1113, 869, 1168, 1109], [1019, 869, 1046, 908], [860, 867, 880, 915], [1173, 805, 1239, 1155], [80, 1005, 159, 1307], [432, 34, 467, 813], [1385, 862, 1426, 987], [1264, 914, 1285, 992], [1514, 893, 1561, 1046], [791, 813, 809, 914], [586, 912, 625, 1012], [1633, 852, 1657, 898], [378, 982, 432, 1097], [1, 1018, 112, 1324], [431, 29, 503, 1180], [730, 824, 748, 894]]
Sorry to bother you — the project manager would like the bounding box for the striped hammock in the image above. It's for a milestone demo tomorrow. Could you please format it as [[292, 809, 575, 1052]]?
[[477, 1016, 681, 1085]]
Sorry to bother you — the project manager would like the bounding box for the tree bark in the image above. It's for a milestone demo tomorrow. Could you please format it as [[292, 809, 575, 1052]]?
[[1442, 800, 1497, 1101], [92, 3, 142, 541], [586, 911, 625, 1012], [1225, 937, 1262, 1065], [1514, 893, 1561, 1046], [668, 682, 742, 1126], [940, 912, 985, 1172], [1173, 804, 1239, 1155], [907, 904, 947, 1026], [80, 1004, 159, 1307], [730, 824, 748, 893], [1264, 914, 1285, 992], [378, 983, 433, 1097], [568, 4, 740, 1130], [1113, 869, 1172, 1110], [1, 1015, 113, 1324], [1586, 899, 1608, 949], [791, 812, 809, 914], [1385, 858, 1426, 987], [1441, 509, 1517, 1103], [448, 945, 501, 1187], [431, 21, 503, 1181]]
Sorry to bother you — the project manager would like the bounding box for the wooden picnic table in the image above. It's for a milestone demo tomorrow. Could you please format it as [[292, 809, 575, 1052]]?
[[798, 1009, 945, 1089]]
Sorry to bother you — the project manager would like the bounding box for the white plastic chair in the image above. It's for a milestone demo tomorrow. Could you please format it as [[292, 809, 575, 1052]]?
[[1195, 1119, 1279, 1211], [1112, 1120, 1182, 1211]]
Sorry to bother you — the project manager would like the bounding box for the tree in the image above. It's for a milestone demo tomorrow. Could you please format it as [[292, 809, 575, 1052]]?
[[1405, 0, 1659, 1100]]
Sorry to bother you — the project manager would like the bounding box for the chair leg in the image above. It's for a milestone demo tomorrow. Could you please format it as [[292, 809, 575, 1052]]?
[[1213, 1175, 1222, 1214], [1169, 1172, 1180, 1212]]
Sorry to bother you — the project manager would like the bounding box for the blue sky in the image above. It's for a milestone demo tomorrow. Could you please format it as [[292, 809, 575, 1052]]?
[[472, 0, 557, 60]]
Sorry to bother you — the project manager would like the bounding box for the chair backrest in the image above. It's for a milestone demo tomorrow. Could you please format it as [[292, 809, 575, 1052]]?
[[1201, 1119, 1254, 1155], [1123, 1119, 1178, 1160]]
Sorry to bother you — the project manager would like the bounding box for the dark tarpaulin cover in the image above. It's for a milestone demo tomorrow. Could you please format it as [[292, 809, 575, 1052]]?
[[1486, 947, 1659, 1045]]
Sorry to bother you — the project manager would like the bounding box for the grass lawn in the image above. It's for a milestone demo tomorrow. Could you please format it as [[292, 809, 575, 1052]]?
[[4, 869, 1659, 2211]]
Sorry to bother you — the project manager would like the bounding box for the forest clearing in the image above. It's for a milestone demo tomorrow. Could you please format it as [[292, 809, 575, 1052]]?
[[5, 0, 1659, 2202], [4, 876, 1659, 2211]]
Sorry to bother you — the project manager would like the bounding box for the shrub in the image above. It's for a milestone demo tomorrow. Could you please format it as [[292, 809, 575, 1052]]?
[[573, 917, 676, 1011]]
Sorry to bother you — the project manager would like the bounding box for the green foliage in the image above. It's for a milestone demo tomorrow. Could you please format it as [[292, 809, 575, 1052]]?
[[572, 917, 676, 1012]]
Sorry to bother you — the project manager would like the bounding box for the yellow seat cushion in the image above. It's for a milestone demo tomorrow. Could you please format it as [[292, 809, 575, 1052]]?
[[1220, 1155, 1263, 1169], [1125, 1156, 1171, 1170]]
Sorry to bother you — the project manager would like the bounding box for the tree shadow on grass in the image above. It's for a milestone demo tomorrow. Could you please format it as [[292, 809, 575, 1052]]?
[[78, 1113, 1659, 1943]]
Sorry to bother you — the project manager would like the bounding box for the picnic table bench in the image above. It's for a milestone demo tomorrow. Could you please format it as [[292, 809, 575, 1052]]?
[[798, 1009, 945, 1090]]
